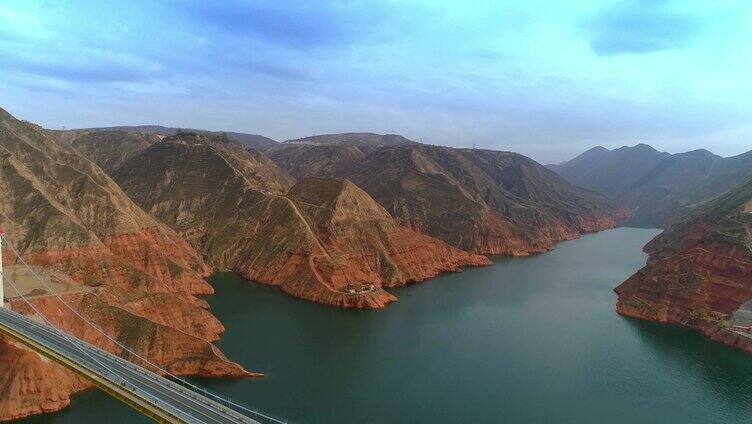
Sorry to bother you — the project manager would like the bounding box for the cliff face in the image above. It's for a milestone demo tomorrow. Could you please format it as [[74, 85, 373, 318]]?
[[615, 177, 752, 353], [0, 108, 249, 421], [0, 337, 88, 422], [287, 178, 490, 291], [548, 144, 752, 227], [114, 134, 488, 309], [268, 143, 627, 256]]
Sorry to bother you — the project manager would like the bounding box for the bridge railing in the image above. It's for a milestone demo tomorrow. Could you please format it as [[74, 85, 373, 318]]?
[[0, 304, 202, 423], [0, 233, 290, 424]]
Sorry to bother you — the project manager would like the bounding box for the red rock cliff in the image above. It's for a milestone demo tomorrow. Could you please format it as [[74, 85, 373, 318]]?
[[0, 107, 251, 421], [615, 178, 752, 353], [267, 142, 628, 256], [113, 134, 490, 309]]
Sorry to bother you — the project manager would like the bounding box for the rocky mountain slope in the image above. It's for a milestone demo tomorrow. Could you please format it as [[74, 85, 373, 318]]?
[[113, 133, 488, 309], [0, 108, 250, 421], [268, 142, 626, 256], [80, 125, 279, 150], [615, 175, 752, 353], [548, 144, 752, 227]]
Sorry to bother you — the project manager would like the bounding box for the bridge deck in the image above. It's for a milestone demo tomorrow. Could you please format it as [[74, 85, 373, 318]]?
[[0, 307, 259, 424]]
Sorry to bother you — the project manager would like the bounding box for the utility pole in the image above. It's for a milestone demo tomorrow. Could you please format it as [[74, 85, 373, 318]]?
[[0, 228, 4, 308]]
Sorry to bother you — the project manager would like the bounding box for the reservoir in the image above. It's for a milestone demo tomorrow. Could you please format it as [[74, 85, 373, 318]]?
[[22, 228, 752, 423]]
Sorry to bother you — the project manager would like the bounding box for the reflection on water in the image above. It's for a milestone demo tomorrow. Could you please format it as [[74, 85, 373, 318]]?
[[19, 228, 752, 423]]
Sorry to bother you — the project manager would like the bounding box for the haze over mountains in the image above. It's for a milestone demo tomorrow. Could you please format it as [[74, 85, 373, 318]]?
[[548, 144, 752, 227]]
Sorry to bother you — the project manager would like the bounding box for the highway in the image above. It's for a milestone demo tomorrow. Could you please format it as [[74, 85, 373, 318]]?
[[0, 307, 260, 424]]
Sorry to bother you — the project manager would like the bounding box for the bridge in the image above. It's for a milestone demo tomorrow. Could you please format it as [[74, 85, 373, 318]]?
[[0, 231, 287, 424]]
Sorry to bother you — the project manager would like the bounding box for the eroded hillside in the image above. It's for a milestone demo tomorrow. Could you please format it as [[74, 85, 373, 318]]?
[[114, 133, 488, 308], [268, 142, 627, 256], [0, 108, 250, 421], [615, 176, 752, 353]]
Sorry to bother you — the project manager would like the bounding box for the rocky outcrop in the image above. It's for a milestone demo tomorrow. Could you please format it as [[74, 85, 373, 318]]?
[[0, 337, 88, 422], [9, 291, 249, 378], [286, 177, 490, 293], [268, 143, 627, 256], [0, 107, 251, 421], [114, 134, 489, 309], [615, 176, 752, 353]]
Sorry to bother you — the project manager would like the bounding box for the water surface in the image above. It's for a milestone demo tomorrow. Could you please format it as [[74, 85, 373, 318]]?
[[24, 228, 752, 423]]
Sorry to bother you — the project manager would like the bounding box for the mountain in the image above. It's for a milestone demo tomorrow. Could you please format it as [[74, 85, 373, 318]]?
[[547, 144, 752, 227], [615, 175, 752, 354], [79, 125, 279, 150], [547, 144, 671, 196], [0, 108, 249, 421], [282, 132, 418, 147], [545, 145, 609, 175], [113, 132, 488, 309], [268, 143, 627, 256]]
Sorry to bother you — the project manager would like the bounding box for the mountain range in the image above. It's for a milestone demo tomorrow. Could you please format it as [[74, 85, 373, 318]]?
[[267, 141, 625, 256], [548, 144, 752, 227], [1, 111, 626, 419], [111, 132, 488, 308], [3, 106, 750, 421]]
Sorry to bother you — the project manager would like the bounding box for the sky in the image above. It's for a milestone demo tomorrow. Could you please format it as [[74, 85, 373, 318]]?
[[0, 0, 751, 163]]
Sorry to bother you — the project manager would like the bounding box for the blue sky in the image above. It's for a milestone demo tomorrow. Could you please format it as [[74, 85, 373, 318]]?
[[0, 0, 750, 163]]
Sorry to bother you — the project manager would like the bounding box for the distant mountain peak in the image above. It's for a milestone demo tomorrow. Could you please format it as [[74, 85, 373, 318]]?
[[548, 142, 749, 227], [614, 143, 660, 153], [679, 148, 720, 159]]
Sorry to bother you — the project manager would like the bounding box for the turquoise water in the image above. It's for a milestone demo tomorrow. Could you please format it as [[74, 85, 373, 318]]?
[[22, 228, 752, 423]]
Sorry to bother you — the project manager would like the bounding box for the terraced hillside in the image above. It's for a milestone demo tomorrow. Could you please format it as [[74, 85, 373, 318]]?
[[53, 129, 161, 173], [114, 133, 488, 308], [268, 142, 627, 256], [0, 107, 249, 421]]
